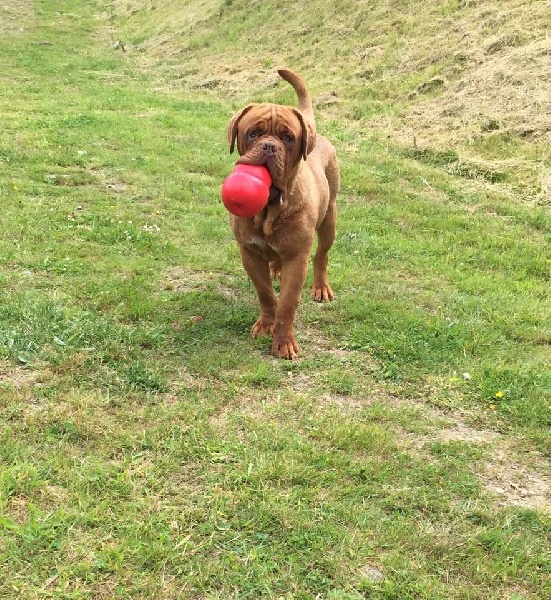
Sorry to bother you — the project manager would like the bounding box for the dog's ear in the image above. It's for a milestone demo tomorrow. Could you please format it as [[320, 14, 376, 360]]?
[[292, 109, 316, 161], [227, 104, 257, 154]]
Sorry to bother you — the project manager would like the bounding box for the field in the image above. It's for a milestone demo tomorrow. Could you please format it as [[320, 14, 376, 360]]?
[[0, 1, 549, 598]]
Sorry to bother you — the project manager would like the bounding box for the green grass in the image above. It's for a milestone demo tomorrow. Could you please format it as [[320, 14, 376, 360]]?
[[0, 1, 550, 599]]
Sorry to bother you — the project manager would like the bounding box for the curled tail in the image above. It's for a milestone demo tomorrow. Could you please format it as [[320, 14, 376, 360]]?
[[278, 69, 314, 122]]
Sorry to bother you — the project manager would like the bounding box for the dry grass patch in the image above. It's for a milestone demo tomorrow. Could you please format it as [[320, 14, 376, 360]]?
[[164, 265, 242, 301], [0, 1, 34, 37], [401, 8, 551, 143]]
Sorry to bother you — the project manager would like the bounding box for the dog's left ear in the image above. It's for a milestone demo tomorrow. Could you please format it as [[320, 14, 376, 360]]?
[[227, 104, 257, 154], [293, 109, 316, 161]]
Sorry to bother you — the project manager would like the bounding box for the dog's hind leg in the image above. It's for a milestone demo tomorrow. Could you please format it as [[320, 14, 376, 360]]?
[[312, 154, 339, 302], [312, 203, 337, 302]]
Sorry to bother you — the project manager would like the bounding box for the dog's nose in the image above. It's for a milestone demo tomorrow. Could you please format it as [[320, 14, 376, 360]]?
[[261, 141, 278, 156]]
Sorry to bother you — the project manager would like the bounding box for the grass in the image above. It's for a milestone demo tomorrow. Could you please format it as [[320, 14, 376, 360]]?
[[0, 1, 550, 598]]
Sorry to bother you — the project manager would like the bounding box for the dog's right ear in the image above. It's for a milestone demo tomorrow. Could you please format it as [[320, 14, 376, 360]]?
[[227, 104, 256, 154], [292, 109, 316, 161]]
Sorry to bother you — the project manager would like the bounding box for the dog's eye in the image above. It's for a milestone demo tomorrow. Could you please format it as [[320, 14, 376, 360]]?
[[282, 132, 295, 144], [248, 129, 260, 140]]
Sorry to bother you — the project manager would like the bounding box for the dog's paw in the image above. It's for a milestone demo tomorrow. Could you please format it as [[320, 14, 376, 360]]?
[[251, 319, 274, 338], [312, 284, 335, 303], [272, 337, 300, 360]]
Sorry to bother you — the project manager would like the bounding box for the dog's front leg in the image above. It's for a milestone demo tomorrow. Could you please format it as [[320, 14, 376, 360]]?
[[238, 246, 277, 337], [272, 253, 310, 360]]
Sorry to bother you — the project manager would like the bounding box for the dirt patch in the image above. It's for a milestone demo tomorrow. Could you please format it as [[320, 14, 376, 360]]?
[[0, 360, 40, 389], [434, 422, 500, 444], [479, 447, 550, 512]]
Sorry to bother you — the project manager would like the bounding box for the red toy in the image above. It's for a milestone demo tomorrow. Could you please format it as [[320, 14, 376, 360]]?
[[221, 164, 272, 218]]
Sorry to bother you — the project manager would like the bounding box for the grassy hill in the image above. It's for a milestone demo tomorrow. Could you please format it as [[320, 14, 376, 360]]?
[[112, 0, 550, 197], [0, 1, 549, 598]]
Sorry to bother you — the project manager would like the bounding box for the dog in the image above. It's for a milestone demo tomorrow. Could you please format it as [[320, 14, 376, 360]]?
[[227, 69, 339, 359]]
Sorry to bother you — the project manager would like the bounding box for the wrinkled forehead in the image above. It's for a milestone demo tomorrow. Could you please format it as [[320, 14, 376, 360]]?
[[240, 103, 302, 134]]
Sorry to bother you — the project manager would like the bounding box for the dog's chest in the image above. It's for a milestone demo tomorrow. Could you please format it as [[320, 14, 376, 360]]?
[[245, 235, 280, 260]]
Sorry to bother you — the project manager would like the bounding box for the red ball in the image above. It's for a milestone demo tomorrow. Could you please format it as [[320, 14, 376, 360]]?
[[221, 164, 272, 218]]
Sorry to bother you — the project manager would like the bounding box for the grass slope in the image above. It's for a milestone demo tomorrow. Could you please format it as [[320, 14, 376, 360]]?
[[0, 1, 549, 599], [113, 0, 550, 197]]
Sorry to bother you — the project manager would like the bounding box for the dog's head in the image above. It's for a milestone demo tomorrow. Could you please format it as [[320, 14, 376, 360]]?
[[227, 102, 316, 204]]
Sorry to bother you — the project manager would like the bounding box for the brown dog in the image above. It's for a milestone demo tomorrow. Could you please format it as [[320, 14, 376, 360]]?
[[227, 69, 339, 359]]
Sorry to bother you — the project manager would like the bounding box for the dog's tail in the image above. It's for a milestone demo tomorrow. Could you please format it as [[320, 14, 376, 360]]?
[[278, 69, 314, 121]]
